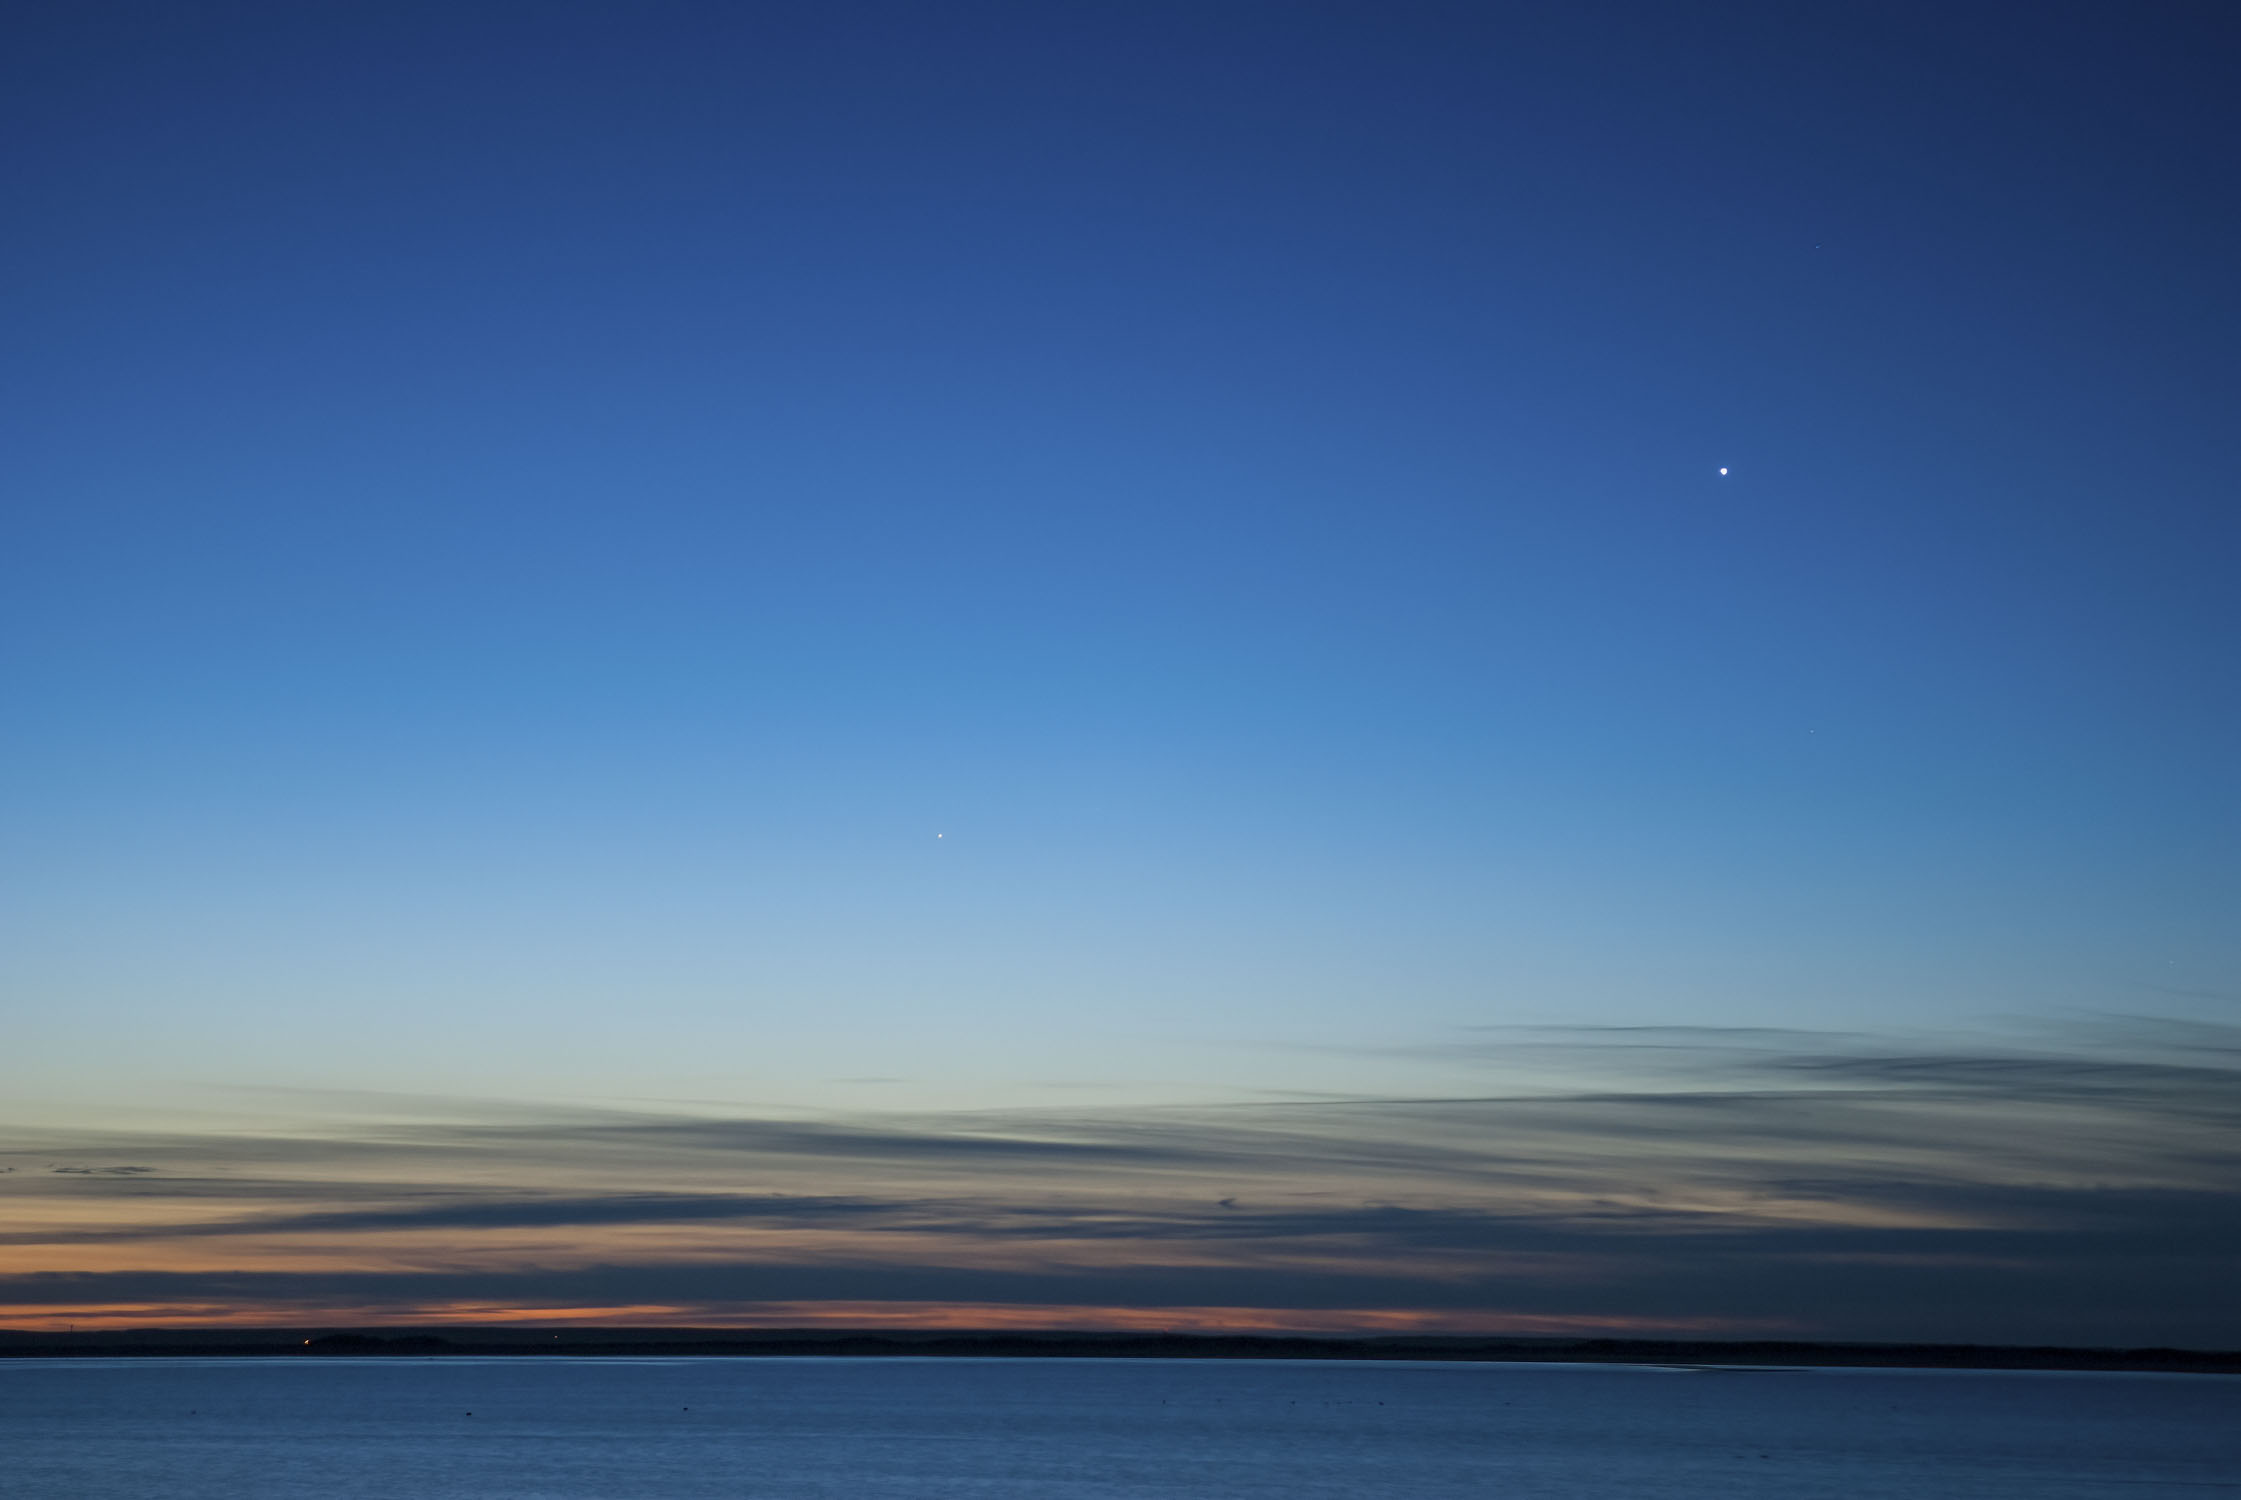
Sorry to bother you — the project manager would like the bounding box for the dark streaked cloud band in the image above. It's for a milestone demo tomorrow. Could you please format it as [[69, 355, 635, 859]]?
[[4, 1021, 2236, 1344]]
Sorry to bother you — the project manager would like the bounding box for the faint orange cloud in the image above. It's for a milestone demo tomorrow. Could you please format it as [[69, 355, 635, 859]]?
[[0, 1298, 1774, 1337]]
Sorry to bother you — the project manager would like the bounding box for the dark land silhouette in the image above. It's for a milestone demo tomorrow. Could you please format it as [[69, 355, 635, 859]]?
[[2, 1327, 2234, 1372]]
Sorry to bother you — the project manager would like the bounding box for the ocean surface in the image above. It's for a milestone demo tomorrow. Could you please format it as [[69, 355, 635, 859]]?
[[3, 1356, 2236, 1498]]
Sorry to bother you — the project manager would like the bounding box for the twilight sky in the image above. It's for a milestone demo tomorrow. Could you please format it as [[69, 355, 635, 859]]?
[[3, 1, 2236, 1343]]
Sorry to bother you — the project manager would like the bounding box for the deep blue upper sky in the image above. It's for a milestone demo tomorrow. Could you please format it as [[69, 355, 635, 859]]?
[[3, 1, 2235, 1109]]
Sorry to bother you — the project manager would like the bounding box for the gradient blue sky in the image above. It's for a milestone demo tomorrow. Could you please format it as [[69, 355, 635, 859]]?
[[3, 1, 2236, 1339]]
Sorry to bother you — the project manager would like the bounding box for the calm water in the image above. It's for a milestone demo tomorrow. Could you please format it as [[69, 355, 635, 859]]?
[[3, 1357, 2236, 1498]]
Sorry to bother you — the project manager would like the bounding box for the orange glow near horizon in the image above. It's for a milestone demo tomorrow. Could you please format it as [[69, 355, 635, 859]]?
[[0, 1299, 1780, 1337]]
